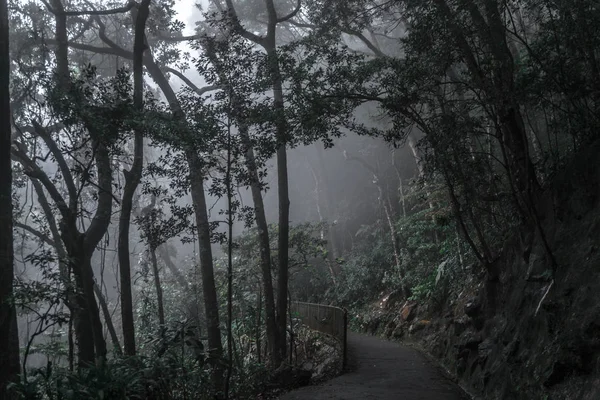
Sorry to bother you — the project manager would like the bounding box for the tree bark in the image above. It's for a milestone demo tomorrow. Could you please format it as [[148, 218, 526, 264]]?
[[187, 150, 223, 386], [149, 249, 165, 327], [223, 0, 293, 363], [0, 0, 21, 395], [144, 55, 224, 383], [239, 125, 281, 365], [267, 39, 291, 369], [117, 0, 151, 357], [157, 244, 188, 288], [313, 143, 341, 279], [49, 23, 224, 389], [93, 283, 122, 355]]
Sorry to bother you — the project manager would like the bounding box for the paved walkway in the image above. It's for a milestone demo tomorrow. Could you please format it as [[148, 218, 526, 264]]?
[[279, 332, 468, 400]]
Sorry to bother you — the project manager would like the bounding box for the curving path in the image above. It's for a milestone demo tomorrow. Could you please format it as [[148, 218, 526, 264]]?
[[279, 332, 469, 400]]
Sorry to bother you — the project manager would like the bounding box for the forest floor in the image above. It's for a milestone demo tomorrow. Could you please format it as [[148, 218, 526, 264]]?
[[278, 332, 469, 400]]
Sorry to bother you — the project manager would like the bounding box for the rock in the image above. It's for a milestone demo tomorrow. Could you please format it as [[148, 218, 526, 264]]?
[[544, 361, 571, 387], [301, 361, 313, 371], [456, 331, 482, 351], [409, 319, 431, 334], [379, 289, 404, 309], [313, 356, 337, 381], [400, 303, 416, 322], [583, 377, 600, 400], [384, 320, 396, 338], [391, 325, 405, 339], [464, 297, 481, 318], [453, 316, 470, 336], [477, 338, 494, 365]]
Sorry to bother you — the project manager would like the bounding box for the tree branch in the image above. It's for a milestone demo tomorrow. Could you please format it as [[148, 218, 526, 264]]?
[[31, 120, 78, 211], [14, 222, 56, 248], [163, 66, 220, 96], [224, 0, 266, 45], [287, 19, 387, 58], [153, 33, 202, 42], [83, 136, 114, 255], [43, 0, 137, 17], [277, 0, 302, 23], [10, 147, 70, 220]]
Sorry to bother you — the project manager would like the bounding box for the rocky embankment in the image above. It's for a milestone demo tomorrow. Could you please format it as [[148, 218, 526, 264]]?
[[356, 142, 600, 400]]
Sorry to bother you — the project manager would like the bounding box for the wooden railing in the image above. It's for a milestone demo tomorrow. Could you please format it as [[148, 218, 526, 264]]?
[[290, 301, 348, 368]]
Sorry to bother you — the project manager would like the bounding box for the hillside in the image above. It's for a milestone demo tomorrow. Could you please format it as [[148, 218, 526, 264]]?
[[356, 140, 600, 400]]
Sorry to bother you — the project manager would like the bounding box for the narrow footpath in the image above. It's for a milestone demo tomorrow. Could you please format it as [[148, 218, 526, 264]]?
[[279, 332, 469, 400]]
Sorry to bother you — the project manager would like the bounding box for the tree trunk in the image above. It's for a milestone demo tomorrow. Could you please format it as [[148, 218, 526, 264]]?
[[187, 150, 224, 390], [149, 249, 165, 327], [0, 0, 21, 394], [309, 159, 338, 285], [93, 283, 122, 355], [62, 227, 107, 367], [407, 134, 438, 225], [117, 0, 150, 357], [139, 52, 223, 394], [223, 0, 292, 364], [225, 129, 234, 399], [269, 47, 291, 364], [239, 126, 280, 366], [313, 143, 341, 279], [157, 244, 188, 288], [380, 186, 409, 296]]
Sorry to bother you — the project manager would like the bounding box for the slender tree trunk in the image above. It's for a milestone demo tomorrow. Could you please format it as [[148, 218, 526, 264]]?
[[269, 47, 291, 364], [380, 186, 409, 296], [223, 0, 291, 364], [138, 53, 223, 394], [224, 126, 234, 399], [118, 0, 150, 356], [149, 249, 165, 327], [93, 283, 122, 355], [312, 144, 341, 280], [309, 160, 338, 285], [157, 244, 188, 288], [239, 126, 280, 366], [256, 286, 262, 364], [187, 150, 224, 391], [0, 0, 21, 394]]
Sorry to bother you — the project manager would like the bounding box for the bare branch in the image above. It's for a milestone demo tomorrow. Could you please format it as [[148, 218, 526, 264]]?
[[43, 0, 137, 17], [224, 0, 266, 45], [10, 147, 70, 220], [163, 66, 220, 96], [31, 120, 78, 211], [277, 0, 302, 23], [14, 222, 56, 247], [347, 29, 387, 58], [287, 19, 388, 58], [153, 33, 202, 42]]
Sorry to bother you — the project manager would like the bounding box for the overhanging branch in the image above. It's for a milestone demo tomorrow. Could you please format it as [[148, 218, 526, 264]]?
[[163, 66, 220, 96], [277, 0, 302, 23], [42, 0, 137, 17]]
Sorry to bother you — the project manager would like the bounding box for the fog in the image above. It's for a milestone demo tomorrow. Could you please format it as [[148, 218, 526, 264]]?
[[10, 0, 420, 369]]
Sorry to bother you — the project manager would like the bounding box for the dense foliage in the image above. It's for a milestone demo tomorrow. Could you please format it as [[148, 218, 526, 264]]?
[[0, 0, 598, 399]]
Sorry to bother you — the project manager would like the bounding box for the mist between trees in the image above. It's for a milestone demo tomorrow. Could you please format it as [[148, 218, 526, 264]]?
[[0, 0, 598, 399]]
